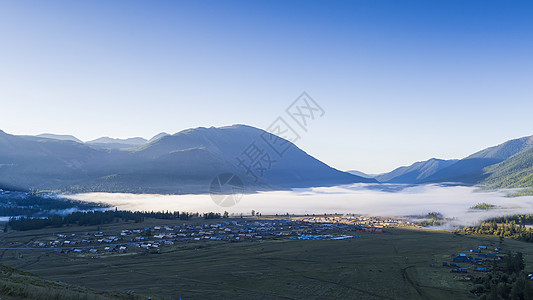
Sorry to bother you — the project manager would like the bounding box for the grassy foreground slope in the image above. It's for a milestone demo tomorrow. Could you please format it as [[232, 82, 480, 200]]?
[[0, 263, 135, 300]]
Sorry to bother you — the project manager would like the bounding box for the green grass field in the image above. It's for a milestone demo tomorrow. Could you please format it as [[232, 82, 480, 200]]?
[[1, 219, 532, 299], [0, 262, 137, 300]]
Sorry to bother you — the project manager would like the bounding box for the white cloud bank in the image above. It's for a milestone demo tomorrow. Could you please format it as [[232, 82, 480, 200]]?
[[65, 184, 533, 227]]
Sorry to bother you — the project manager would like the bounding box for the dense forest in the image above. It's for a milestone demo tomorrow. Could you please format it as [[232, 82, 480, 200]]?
[[7, 210, 224, 231], [416, 212, 445, 227], [472, 252, 533, 299], [470, 203, 496, 210], [482, 147, 533, 195], [456, 215, 533, 243], [0, 191, 105, 217]]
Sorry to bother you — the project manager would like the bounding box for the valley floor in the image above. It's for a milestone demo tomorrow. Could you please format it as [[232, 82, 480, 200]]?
[[0, 218, 532, 299]]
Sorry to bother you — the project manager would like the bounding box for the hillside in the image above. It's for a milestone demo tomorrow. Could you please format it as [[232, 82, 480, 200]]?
[[347, 170, 377, 178], [481, 147, 533, 194], [370, 135, 533, 186], [86, 136, 148, 150], [36, 133, 83, 143], [0, 125, 373, 194], [0, 130, 104, 190], [467, 135, 533, 160], [376, 158, 457, 183], [128, 125, 375, 191], [147, 132, 169, 143], [0, 263, 134, 299], [423, 135, 533, 184]]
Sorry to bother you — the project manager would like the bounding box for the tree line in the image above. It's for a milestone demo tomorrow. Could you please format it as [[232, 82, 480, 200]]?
[[456, 215, 533, 243], [471, 252, 533, 299], [0, 193, 104, 217], [7, 210, 227, 231]]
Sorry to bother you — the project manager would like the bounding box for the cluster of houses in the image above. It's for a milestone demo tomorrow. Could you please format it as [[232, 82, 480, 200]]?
[[0, 190, 25, 207], [442, 246, 503, 274], [299, 215, 409, 228], [31, 218, 378, 256], [289, 234, 357, 240]]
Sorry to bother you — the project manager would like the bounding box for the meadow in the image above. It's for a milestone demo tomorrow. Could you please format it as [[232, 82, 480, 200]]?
[[1, 218, 532, 299]]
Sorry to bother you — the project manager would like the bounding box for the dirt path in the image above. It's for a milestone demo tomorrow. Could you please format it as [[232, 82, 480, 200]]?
[[400, 265, 426, 299]]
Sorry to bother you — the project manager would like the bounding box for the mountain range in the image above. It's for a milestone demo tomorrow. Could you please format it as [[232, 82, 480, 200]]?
[[375, 135, 533, 193], [482, 146, 533, 193], [346, 170, 378, 179], [37, 132, 172, 151], [0, 125, 374, 194], [374, 158, 458, 184], [84, 132, 170, 150], [36, 134, 83, 143], [2, 125, 533, 195]]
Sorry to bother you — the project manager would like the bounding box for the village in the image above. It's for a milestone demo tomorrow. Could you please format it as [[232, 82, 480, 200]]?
[[297, 214, 414, 229], [28, 215, 406, 256], [441, 245, 503, 276]]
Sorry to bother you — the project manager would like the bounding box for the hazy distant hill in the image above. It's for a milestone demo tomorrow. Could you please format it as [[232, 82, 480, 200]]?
[[36, 133, 83, 143], [370, 135, 533, 187], [347, 170, 378, 179], [0, 125, 373, 194], [423, 135, 533, 184], [147, 132, 169, 143], [85, 133, 170, 150], [86, 136, 148, 150], [376, 158, 458, 184], [87, 136, 148, 145], [0, 129, 106, 191]]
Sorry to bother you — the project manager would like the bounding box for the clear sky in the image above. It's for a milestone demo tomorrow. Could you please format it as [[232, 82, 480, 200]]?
[[1, 0, 532, 174]]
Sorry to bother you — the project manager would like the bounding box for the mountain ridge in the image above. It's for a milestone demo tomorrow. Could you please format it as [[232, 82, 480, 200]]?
[[0, 124, 374, 194], [481, 147, 533, 191], [376, 158, 458, 184], [36, 133, 83, 143], [422, 135, 533, 184]]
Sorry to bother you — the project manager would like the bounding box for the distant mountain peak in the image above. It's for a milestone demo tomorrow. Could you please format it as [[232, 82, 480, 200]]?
[[87, 136, 147, 145], [36, 133, 83, 143], [466, 135, 533, 160], [346, 170, 378, 178], [85, 136, 148, 150], [427, 157, 442, 162], [0, 124, 374, 193], [148, 132, 169, 143], [219, 124, 255, 129], [376, 158, 458, 184], [422, 134, 533, 184]]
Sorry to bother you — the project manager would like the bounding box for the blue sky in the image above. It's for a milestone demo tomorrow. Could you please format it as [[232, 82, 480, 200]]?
[[1, 0, 532, 173]]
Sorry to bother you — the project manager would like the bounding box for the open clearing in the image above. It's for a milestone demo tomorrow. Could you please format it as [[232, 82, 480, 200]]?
[[1, 219, 532, 299]]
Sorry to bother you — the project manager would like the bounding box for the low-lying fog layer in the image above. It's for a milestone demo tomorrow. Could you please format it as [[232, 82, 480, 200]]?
[[65, 184, 533, 228]]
